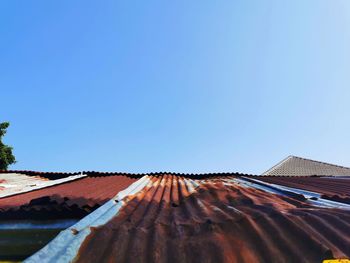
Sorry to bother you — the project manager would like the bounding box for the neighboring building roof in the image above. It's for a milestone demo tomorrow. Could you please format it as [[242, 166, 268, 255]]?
[[0, 174, 139, 219], [26, 174, 350, 263], [263, 155, 350, 176], [254, 175, 350, 204]]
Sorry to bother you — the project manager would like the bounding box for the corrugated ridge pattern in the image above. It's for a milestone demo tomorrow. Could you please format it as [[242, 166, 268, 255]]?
[[75, 175, 350, 263]]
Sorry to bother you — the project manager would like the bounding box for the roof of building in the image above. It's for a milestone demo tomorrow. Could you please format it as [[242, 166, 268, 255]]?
[[263, 155, 350, 176], [26, 174, 350, 263]]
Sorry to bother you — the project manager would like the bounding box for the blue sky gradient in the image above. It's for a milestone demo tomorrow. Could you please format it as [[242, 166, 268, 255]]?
[[1, 1, 350, 174]]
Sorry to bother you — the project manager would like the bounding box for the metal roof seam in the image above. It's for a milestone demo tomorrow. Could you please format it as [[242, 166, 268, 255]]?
[[241, 177, 350, 210]]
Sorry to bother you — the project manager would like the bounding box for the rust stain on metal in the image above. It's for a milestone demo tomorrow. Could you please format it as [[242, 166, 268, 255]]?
[[71, 228, 79, 235]]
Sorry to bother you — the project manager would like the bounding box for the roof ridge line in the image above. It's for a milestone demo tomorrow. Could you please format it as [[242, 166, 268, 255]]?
[[262, 156, 293, 175], [1, 170, 256, 177]]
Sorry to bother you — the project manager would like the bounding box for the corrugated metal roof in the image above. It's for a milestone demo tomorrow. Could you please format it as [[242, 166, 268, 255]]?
[[254, 175, 350, 204], [0, 171, 247, 220], [263, 155, 350, 176], [0, 173, 48, 196], [26, 174, 350, 263], [0, 174, 138, 219], [0, 173, 86, 198], [0, 170, 82, 180]]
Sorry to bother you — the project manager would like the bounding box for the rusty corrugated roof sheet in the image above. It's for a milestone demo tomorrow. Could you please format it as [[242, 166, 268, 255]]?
[[263, 156, 350, 176], [26, 174, 350, 263], [0, 174, 139, 219]]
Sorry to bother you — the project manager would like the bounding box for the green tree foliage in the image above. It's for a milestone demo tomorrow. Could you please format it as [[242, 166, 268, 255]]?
[[0, 122, 16, 170]]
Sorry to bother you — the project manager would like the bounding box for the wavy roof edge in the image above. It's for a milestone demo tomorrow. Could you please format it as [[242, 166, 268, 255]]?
[[2, 169, 345, 178], [1, 170, 255, 179], [2, 169, 346, 180]]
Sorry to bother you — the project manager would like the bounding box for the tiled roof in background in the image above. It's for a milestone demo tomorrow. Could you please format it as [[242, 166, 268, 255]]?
[[263, 155, 350, 176], [27, 174, 350, 263], [0, 174, 138, 219]]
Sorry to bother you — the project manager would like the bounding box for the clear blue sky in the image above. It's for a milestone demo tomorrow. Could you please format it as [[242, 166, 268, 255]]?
[[1, 1, 350, 174]]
